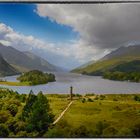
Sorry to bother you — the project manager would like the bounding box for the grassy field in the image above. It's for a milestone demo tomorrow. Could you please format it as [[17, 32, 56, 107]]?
[[46, 94, 140, 137], [46, 94, 70, 119], [1, 89, 140, 138], [0, 81, 30, 86]]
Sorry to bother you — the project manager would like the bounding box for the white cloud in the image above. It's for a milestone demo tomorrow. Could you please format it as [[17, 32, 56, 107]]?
[[0, 23, 53, 51], [36, 4, 140, 54], [0, 22, 103, 69]]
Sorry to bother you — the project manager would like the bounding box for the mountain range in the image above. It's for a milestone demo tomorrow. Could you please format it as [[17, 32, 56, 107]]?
[[0, 54, 19, 76], [0, 43, 60, 74], [72, 45, 140, 75], [1, 42, 140, 77]]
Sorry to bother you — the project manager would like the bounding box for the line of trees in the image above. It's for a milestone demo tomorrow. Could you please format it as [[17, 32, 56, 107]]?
[[103, 71, 140, 82]]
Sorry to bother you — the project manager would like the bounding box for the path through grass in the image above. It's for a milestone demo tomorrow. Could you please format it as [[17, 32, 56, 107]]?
[[47, 94, 140, 137]]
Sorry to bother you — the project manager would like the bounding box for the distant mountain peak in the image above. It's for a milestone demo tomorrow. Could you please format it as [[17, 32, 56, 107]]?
[[101, 44, 140, 61], [0, 43, 61, 73]]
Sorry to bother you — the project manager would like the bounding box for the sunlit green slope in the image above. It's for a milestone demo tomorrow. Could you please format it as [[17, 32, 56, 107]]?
[[72, 45, 140, 75]]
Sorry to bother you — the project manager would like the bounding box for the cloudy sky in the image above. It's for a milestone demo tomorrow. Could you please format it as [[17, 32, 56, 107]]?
[[0, 3, 140, 69]]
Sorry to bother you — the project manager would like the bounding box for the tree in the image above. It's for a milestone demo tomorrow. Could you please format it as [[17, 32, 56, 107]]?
[[17, 70, 55, 85], [134, 95, 140, 101], [0, 124, 9, 137], [21, 90, 37, 121], [26, 91, 54, 134]]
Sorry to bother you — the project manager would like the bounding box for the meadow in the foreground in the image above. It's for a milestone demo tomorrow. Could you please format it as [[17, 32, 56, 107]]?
[[0, 89, 69, 138], [46, 94, 140, 138], [0, 88, 140, 138]]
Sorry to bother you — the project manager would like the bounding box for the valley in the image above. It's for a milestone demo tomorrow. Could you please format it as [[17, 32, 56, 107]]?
[[72, 45, 140, 82], [0, 42, 140, 138], [1, 3, 140, 138], [0, 43, 59, 73]]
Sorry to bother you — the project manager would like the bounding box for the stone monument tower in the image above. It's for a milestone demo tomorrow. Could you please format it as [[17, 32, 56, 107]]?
[[70, 86, 73, 100]]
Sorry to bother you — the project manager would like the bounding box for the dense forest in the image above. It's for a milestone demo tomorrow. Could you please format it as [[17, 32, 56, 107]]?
[[109, 60, 140, 73], [0, 89, 54, 137], [17, 70, 55, 85], [103, 60, 140, 82], [103, 71, 140, 82]]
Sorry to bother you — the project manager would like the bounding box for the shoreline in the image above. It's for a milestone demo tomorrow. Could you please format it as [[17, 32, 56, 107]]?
[[0, 81, 30, 86]]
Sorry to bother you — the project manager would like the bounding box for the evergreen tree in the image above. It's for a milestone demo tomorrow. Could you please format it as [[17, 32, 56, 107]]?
[[27, 91, 54, 134], [21, 90, 37, 121]]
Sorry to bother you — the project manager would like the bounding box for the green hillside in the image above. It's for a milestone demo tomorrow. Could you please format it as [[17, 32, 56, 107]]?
[[72, 45, 140, 76], [72, 57, 140, 75], [110, 60, 140, 72]]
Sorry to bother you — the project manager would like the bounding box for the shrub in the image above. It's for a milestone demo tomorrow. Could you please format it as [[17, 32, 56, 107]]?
[[117, 127, 134, 137], [45, 127, 67, 138], [15, 131, 28, 137], [6, 118, 17, 133], [132, 123, 140, 137], [7, 104, 18, 116], [71, 125, 91, 138], [19, 94, 27, 103], [0, 102, 3, 109], [113, 98, 118, 101], [25, 124, 34, 133], [87, 98, 94, 102], [26, 131, 39, 137], [0, 124, 9, 137], [0, 111, 10, 123], [85, 93, 95, 96], [73, 94, 82, 97], [94, 96, 99, 100], [81, 98, 86, 103], [95, 121, 110, 136], [100, 95, 106, 100], [56, 119, 70, 129], [45, 120, 71, 138], [103, 126, 118, 137], [134, 95, 140, 101], [113, 106, 122, 111], [14, 121, 26, 133]]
